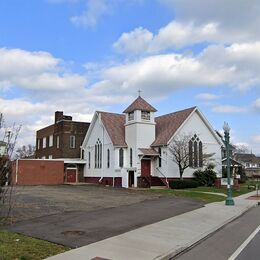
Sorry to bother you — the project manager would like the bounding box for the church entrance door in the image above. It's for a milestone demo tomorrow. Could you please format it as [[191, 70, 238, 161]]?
[[141, 159, 151, 177]]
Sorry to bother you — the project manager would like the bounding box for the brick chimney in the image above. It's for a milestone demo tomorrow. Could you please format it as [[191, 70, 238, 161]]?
[[55, 111, 63, 123]]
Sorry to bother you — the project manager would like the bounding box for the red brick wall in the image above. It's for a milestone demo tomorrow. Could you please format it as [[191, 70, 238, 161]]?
[[11, 159, 64, 185], [85, 177, 122, 187], [35, 120, 90, 159]]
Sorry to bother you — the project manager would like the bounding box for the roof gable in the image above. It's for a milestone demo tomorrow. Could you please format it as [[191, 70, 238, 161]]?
[[123, 96, 157, 113], [100, 112, 127, 146], [152, 107, 196, 146]]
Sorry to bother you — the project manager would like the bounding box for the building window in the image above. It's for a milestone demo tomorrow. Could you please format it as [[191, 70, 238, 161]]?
[[42, 137, 46, 149], [88, 152, 91, 168], [81, 149, 84, 159], [130, 148, 133, 167], [70, 135, 76, 148], [189, 134, 203, 168], [56, 136, 60, 148], [141, 111, 150, 120], [246, 163, 249, 167], [49, 155, 53, 159], [107, 149, 110, 168], [95, 139, 102, 168], [128, 112, 134, 121], [119, 148, 124, 168], [37, 139, 40, 150], [158, 147, 162, 167], [49, 135, 53, 147]]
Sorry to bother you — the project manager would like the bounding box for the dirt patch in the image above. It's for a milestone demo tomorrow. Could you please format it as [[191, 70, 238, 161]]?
[[247, 195, 260, 200]]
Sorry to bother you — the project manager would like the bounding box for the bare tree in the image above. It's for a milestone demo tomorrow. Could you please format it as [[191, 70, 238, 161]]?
[[169, 134, 215, 180], [233, 144, 249, 154], [168, 134, 191, 180], [0, 113, 21, 223], [15, 144, 35, 159]]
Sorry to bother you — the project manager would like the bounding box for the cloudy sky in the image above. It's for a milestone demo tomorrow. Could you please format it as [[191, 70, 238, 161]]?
[[0, 0, 259, 154]]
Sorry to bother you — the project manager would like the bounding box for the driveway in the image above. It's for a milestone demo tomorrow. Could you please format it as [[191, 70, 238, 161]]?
[[5, 185, 204, 248]]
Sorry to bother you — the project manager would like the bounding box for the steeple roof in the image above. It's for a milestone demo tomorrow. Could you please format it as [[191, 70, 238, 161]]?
[[123, 96, 157, 113]]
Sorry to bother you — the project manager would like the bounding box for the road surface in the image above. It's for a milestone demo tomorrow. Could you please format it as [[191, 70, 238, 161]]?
[[175, 205, 260, 260]]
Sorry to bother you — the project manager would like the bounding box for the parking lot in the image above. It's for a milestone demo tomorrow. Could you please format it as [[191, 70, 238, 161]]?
[[5, 185, 204, 247]]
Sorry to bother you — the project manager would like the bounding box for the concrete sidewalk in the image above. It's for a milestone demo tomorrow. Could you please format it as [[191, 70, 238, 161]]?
[[47, 192, 259, 260]]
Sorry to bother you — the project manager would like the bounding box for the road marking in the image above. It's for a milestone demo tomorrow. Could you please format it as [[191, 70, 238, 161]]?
[[228, 224, 260, 260]]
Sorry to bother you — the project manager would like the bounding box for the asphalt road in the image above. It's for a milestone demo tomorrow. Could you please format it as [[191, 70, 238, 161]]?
[[175, 205, 260, 260], [234, 226, 260, 260], [7, 196, 203, 248]]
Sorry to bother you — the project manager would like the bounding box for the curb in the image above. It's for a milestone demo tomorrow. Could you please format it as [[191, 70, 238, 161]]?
[[158, 201, 259, 260]]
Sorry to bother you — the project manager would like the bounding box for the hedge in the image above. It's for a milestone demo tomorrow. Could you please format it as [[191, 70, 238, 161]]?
[[169, 180, 199, 189]]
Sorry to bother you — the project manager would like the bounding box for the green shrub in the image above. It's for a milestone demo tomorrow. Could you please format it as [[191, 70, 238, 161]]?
[[169, 180, 199, 189], [237, 167, 247, 184], [193, 165, 217, 186]]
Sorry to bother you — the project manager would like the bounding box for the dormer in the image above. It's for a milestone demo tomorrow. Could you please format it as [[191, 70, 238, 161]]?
[[123, 96, 157, 125]]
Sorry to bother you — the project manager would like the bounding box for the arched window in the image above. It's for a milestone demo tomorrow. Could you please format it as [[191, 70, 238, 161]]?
[[130, 148, 133, 167], [95, 139, 102, 168], [88, 152, 91, 169], [119, 148, 124, 168], [158, 147, 162, 167], [189, 134, 203, 168], [107, 149, 110, 168]]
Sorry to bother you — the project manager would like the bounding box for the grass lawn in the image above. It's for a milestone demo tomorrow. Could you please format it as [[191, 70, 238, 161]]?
[[0, 230, 69, 260], [148, 182, 257, 203]]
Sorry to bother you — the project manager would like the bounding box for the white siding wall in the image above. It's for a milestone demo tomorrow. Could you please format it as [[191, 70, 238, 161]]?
[[83, 115, 115, 178], [153, 111, 222, 179]]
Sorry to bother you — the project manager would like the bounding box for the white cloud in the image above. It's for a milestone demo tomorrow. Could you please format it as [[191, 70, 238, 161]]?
[[71, 0, 111, 28], [212, 105, 247, 113], [113, 1, 260, 55], [113, 21, 220, 54], [113, 27, 153, 54], [68, 0, 146, 28], [0, 48, 87, 92], [88, 42, 260, 98], [196, 93, 221, 101], [254, 98, 260, 111]]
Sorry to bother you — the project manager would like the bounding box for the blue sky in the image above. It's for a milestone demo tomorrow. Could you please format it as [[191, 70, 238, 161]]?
[[0, 0, 259, 154]]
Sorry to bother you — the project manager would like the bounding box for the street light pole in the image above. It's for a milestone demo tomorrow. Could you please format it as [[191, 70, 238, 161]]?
[[223, 122, 235, 206]]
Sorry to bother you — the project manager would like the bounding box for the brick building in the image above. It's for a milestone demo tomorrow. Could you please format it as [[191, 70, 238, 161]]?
[[34, 112, 90, 183], [35, 111, 90, 159]]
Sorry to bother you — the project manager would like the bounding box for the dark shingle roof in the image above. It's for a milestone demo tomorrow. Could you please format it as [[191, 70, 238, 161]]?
[[100, 112, 127, 146], [99, 107, 196, 147], [233, 153, 260, 163], [151, 107, 196, 146], [123, 96, 157, 113], [138, 148, 159, 156]]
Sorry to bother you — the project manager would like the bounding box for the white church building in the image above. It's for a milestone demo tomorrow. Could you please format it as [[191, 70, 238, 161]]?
[[81, 96, 223, 188]]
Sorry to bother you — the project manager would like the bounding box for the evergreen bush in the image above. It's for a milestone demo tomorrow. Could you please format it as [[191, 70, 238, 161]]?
[[193, 164, 217, 186], [169, 179, 199, 189]]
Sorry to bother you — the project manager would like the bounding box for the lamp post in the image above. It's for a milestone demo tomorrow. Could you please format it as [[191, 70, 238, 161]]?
[[223, 122, 235, 206]]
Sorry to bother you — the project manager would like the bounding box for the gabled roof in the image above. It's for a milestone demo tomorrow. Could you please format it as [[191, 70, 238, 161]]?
[[138, 148, 159, 156], [123, 96, 157, 113], [151, 107, 196, 146], [99, 112, 127, 147], [233, 153, 260, 163]]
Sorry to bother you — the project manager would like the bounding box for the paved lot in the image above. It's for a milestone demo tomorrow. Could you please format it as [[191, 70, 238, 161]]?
[[4, 185, 204, 248]]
